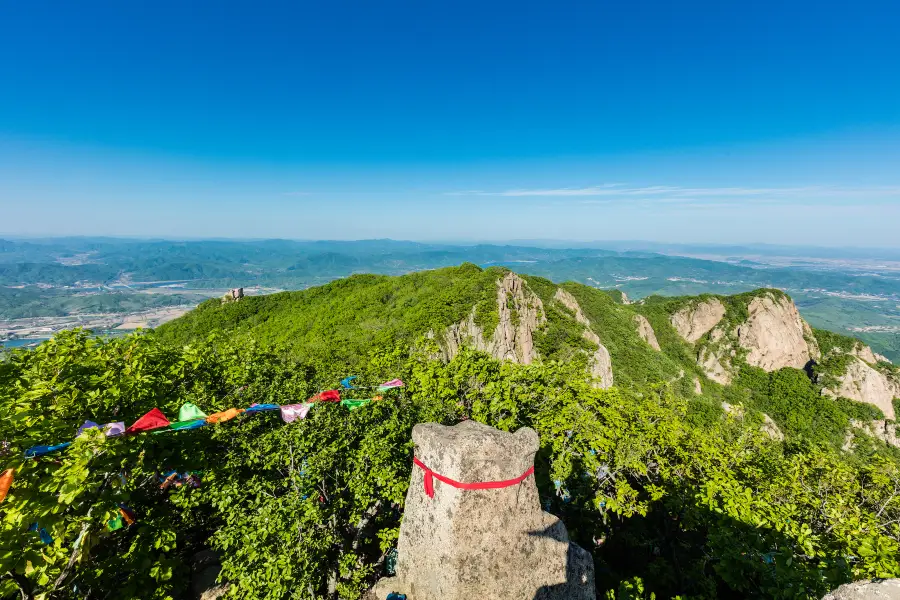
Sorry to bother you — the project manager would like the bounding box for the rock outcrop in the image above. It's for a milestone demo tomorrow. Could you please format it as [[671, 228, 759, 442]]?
[[372, 420, 595, 600], [699, 345, 733, 385], [823, 357, 900, 420], [851, 343, 879, 365], [634, 315, 661, 351], [671, 299, 726, 343], [822, 579, 900, 600], [554, 288, 613, 388], [443, 273, 546, 365], [737, 293, 814, 371], [846, 419, 900, 449], [722, 402, 784, 441]]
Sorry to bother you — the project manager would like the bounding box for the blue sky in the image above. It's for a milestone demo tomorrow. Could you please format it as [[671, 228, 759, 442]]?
[[1, 0, 899, 245]]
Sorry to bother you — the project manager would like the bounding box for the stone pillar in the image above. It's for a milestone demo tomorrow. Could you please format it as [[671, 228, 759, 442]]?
[[372, 420, 595, 600]]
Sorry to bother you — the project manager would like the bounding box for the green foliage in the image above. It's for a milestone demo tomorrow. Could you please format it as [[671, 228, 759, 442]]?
[[2, 330, 899, 600], [814, 328, 860, 356]]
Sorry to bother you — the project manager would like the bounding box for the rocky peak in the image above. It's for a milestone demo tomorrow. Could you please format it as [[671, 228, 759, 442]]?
[[737, 293, 815, 371], [442, 273, 545, 366], [633, 314, 661, 351], [553, 288, 614, 388], [671, 298, 726, 343]]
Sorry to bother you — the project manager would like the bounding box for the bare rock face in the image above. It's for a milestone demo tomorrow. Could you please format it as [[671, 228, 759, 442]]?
[[823, 357, 900, 420], [634, 315, 661, 351], [761, 413, 785, 442], [671, 299, 726, 343], [694, 377, 703, 395], [442, 309, 489, 360], [737, 294, 813, 371], [372, 421, 595, 600], [852, 343, 879, 365], [847, 419, 900, 449], [722, 403, 784, 441], [699, 346, 733, 385], [443, 273, 546, 365], [822, 579, 900, 600], [493, 273, 546, 364], [554, 288, 613, 388]]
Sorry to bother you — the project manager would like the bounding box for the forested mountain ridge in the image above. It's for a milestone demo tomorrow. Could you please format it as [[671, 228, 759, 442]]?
[[159, 264, 900, 448], [3, 265, 900, 600]]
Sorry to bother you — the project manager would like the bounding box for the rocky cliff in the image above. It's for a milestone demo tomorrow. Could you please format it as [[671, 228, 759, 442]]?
[[442, 273, 545, 365], [737, 294, 818, 371], [823, 355, 900, 420], [671, 298, 726, 343]]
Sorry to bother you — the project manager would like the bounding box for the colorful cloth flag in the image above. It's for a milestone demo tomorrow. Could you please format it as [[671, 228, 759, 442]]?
[[125, 408, 170, 435], [118, 504, 136, 525], [0, 469, 13, 503], [280, 403, 313, 423], [167, 419, 208, 431], [29, 523, 54, 544], [103, 422, 126, 437], [244, 403, 280, 414], [340, 399, 370, 411], [178, 402, 208, 422], [308, 389, 340, 402], [340, 376, 358, 389], [377, 379, 404, 391], [107, 515, 124, 531], [206, 408, 245, 424], [76, 421, 101, 436], [24, 442, 71, 458]]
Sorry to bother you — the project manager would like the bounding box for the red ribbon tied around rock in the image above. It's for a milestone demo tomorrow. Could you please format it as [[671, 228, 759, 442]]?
[[413, 457, 535, 499]]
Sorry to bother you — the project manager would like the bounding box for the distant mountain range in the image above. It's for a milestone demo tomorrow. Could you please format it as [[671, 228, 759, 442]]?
[[2, 237, 899, 360]]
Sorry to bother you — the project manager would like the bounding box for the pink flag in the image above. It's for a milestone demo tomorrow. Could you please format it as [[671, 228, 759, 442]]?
[[280, 403, 313, 423], [379, 379, 404, 388]]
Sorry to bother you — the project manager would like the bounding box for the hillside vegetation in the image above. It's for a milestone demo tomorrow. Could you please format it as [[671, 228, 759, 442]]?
[[2, 265, 900, 599]]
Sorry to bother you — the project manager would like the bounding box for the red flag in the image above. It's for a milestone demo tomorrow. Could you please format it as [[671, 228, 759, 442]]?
[[125, 408, 170, 435], [309, 389, 341, 402]]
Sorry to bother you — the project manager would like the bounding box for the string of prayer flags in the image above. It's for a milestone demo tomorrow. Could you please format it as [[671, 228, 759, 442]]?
[[25, 442, 72, 458], [178, 402, 208, 422], [280, 403, 313, 423], [125, 408, 170, 435], [244, 403, 279, 414], [340, 376, 358, 389], [377, 379, 404, 392], [0, 468, 13, 503], [309, 389, 341, 402], [206, 408, 244, 424]]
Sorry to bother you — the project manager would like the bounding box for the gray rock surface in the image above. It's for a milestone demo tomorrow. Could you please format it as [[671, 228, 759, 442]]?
[[443, 273, 546, 365], [671, 299, 726, 343], [372, 420, 595, 600], [699, 346, 733, 385], [823, 356, 900, 420], [737, 294, 813, 371], [554, 288, 613, 388], [847, 419, 900, 449], [633, 314, 661, 351], [822, 579, 900, 600]]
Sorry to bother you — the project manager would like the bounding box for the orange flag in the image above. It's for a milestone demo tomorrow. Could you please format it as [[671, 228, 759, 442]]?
[[206, 408, 245, 424], [0, 469, 13, 504]]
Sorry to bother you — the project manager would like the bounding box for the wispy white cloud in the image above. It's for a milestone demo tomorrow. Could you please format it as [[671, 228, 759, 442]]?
[[446, 184, 900, 205]]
